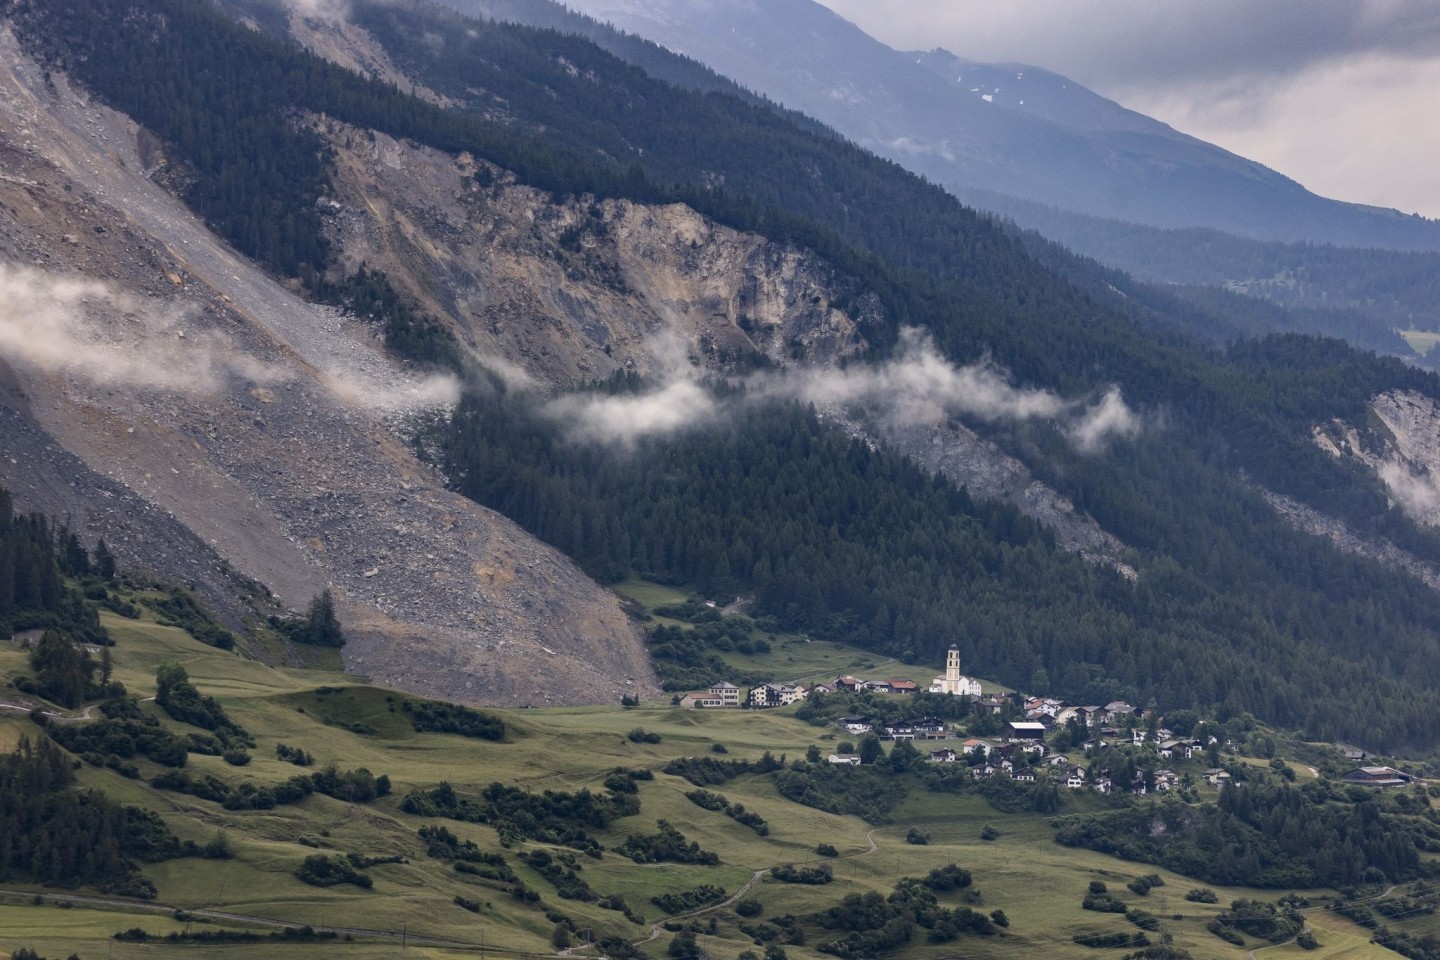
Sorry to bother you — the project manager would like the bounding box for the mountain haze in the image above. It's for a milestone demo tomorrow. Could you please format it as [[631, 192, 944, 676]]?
[[547, 0, 1440, 252]]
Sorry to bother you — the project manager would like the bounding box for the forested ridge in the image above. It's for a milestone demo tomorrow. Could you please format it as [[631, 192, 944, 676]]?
[[977, 192, 1440, 341], [13, 0, 1440, 749], [447, 386, 1440, 748]]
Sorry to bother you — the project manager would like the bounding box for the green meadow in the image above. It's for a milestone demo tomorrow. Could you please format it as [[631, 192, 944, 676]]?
[[0, 593, 1398, 960]]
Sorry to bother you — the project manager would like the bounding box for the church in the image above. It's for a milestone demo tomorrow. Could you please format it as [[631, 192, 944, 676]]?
[[929, 645, 982, 697]]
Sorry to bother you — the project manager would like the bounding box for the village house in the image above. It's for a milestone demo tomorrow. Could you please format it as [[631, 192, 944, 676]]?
[[827, 754, 862, 766], [834, 676, 863, 692], [1104, 701, 1138, 722], [887, 679, 920, 695], [972, 763, 997, 780], [748, 683, 802, 708], [1007, 721, 1047, 742], [1157, 739, 1197, 761], [1026, 697, 1066, 718], [862, 680, 894, 694], [975, 695, 1008, 715], [884, 720, 917, 741], [836, 716, 873, 734], [1341, 766, 1414, 787], [748, 683, 785, 708], [1203, 768, 1232, 789], [912, 717, 949, 739], [1064, 768, 1087, 789], [928, 748, 960, 763], [961, 738, 994, 758], [1153, 770, 1179, 792], [1012, 768, 1037, 783], [679, 692, 725, 709], [708, 681, 741, 707]]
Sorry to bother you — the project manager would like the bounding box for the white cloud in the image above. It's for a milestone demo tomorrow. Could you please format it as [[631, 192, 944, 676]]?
[[0, 264, 283, 392], [777, 328, 1066, 425], [539, 329, 1141, 453], [1069, 386, 1141, 454], [1124, 55, 1440, 218], [544, 378, 718, 447], [285, 0, 351, 22], [0, 264, 460, 415], [1379, 459, 1440, 523]]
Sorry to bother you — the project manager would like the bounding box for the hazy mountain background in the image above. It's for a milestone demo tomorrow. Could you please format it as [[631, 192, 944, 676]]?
[[545, 0, 1440, 252]]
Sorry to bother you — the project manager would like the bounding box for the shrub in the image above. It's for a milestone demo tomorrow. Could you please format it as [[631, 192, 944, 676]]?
[[1128, 874, 1164, 896], [1206, 920, 1244, 946], [904, 827, 929, 845], [1185, 888, 1218, 904], [651, 885, 727, 914], [736, 899, 763, 918], [295, 854, 372, 889], [816, 843, 838, 857], [276, 743, 314, 766], [771, 863, 832, 885], [1083, 893, 1129, 913]]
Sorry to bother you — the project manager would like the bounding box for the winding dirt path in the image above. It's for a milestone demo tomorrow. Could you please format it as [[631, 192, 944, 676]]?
[[628, 828, 882, 948]]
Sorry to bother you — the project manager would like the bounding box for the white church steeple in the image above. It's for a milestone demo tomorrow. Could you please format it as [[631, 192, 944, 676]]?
[[929, 644, 982, 697]]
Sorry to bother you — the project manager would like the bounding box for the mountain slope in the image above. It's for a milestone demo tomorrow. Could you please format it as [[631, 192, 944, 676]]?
[[0, 23, 655, 706], [535, 0, 1440, 251]]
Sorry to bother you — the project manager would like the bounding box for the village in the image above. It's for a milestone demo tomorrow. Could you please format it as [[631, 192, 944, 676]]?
[[675, 646, 1414, 795]]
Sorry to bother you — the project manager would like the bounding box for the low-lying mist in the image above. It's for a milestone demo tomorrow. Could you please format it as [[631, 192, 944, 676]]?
[[538, 328, 1142, 453], [0, 264, 458, 414]]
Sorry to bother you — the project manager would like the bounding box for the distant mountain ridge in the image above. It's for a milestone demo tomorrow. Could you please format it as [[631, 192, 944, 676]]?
[[539, 0, 1440, 252]]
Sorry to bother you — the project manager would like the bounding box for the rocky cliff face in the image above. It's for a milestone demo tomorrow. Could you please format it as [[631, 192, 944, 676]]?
[[1314, 391, 1440, 528], [316, 117, 1139, 571], [0, 27, 652, 706], [1274, 389, 1440, 590], [317, 118, 873, 384]]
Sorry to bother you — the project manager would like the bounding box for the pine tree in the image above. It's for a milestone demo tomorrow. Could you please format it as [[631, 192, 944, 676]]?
[[304, 589, 345, 648], [93, 539, 117, 580]]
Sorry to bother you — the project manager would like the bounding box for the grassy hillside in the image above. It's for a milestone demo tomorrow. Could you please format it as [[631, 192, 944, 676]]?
[[1, 586, 1424, 960]]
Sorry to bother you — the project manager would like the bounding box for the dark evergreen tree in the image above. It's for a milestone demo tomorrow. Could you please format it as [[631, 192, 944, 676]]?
[[303, 589, 344, 648]]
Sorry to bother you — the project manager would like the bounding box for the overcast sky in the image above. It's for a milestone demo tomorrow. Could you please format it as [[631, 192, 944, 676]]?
[[814, 0, 1440, 218]]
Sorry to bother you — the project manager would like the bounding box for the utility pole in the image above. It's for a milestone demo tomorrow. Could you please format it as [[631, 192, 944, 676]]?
[[402, 921, 407, 950]]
